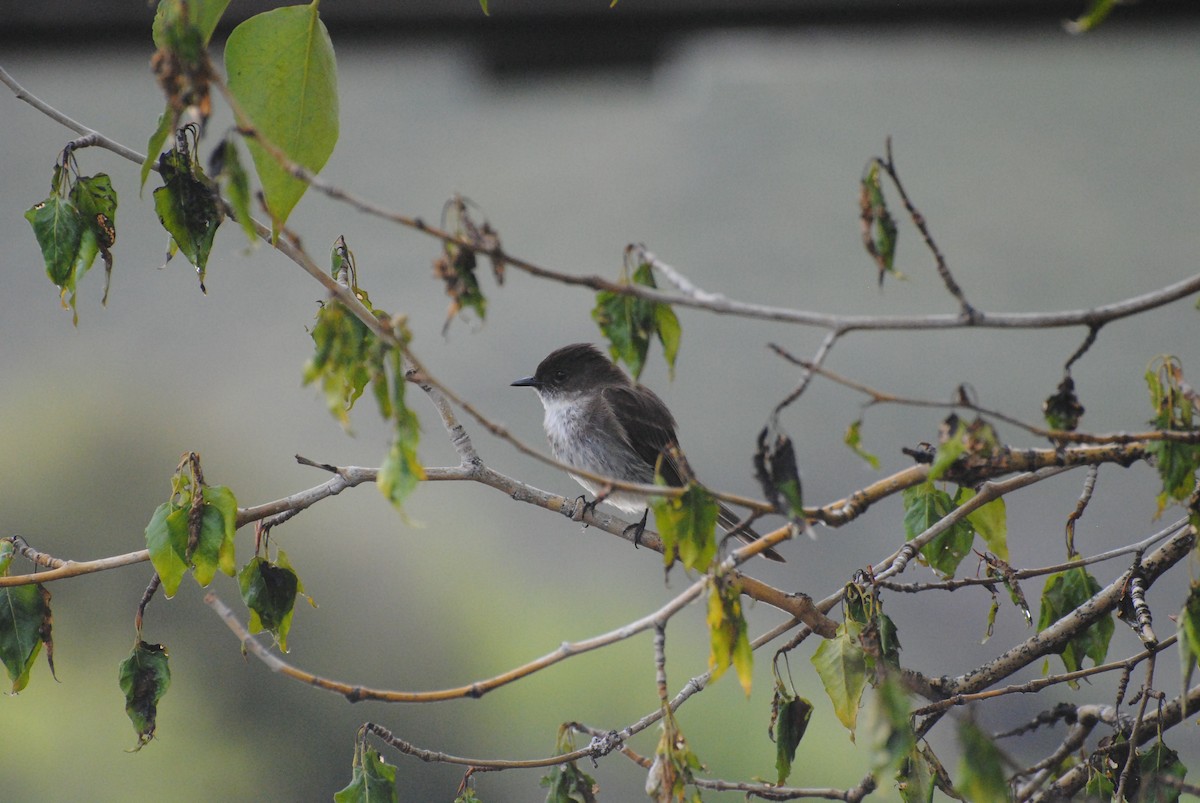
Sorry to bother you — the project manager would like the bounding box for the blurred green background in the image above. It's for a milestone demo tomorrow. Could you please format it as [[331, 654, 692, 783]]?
[[2, 8, 1199, 802]]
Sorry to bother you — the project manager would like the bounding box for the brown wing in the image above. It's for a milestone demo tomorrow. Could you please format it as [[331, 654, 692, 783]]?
[[605, 384, 786, 562], [600, 383, 684, 486]]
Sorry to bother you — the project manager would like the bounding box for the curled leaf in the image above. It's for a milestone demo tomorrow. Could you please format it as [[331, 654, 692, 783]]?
[[754, 424, 804, 520], [593, 257, 680, 381], [1043, 374, 1085, 432], [118, 641, 171, 750]]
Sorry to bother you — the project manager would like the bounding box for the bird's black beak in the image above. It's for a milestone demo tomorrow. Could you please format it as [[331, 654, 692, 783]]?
[[511, 376, 540, 388]]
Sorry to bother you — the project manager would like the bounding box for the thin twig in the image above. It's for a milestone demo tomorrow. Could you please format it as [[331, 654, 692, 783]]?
[[879, 136, 977, 320], [0, 548, 150, 587], [912, 636, 1174, 717], [205, 569, 711, 704], [877, 517, 1185, 594], [1064, 465, 1099, 555], [1114, 653, 1156, 801], [364, 721, 591, 770], [10, 65, 1199, 337], [0, 65, 149, 165], [771, 331, 842, 415], [934, 526, 1194, 698], [774, 354, 1200, 446]]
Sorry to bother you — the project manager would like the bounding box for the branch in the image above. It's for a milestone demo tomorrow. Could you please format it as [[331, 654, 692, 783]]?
[[877, 517, 1186, 593], [912, 636, 1175, 717], [818, 441, 1149, 526], [777, 353, 1200, 445], [205, 565, 713, 703], [0, 547, 149, 587], [9, 65, 1198, 338], [876, 466, 1073, 580], [363, 721, 591, 770], [934, 524, 1195, 698], [0, 65, 148, 165], [1032, 683, 1200, 801], [875, 136, 977, 320]]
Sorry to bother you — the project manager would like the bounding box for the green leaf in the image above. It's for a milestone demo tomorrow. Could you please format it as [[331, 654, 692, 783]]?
[[142, 111, 175, 192], [902, 481, 974, 578], [896, 745, 936, 803], [1084, 768, 1115, 797], [1036, 564, 1114, 678], [334, 743, 398, 803], [377, 346, 424, 511], [843, 584, 900, 673], [1135, 741, 1186, 803], [152, 0, 230, 49], [956, 488, 1008, 561], [434, 241, 486, 331], [706, 574, 752, 694], [811, 619, 867, 739], [118, 641, 171, 750], [648, 706, 704, 802], [861, 162, 899, 285], [1145, 358, 1200, 514], [239, 552, 303, 652], [25, 194, 86, 296], [592, 260, 681, 382], [378, 420, 425, 512], [877, 612, 902, 670], [303, 301, 374, 428], [928, 421, 967, 481], [870, 673, 915, 773], [652, 295, 681, 380], [70, 173, 119, 306], [753, 426, 805, 521], [540, 726, 599, 803], [209, 136, 259, 244], [769, 682, 812, 785], [190, 485, 238, 586], [1179, 583, 1200, 716], [454, 789, 483, 803], [225, 2, 339, 238], [1043, 375, 1085, 431], [844, 420, 881, 469], [650, 482, 718, 573], [153, 141, 221, 287], [1065, 0, 1119, 33], [25, 171, 119, 323], [144, 502, 189, 598], [0, 578, 52, 693], [955, 720, 1009, 803]]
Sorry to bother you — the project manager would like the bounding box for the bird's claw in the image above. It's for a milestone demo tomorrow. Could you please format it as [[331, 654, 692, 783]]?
[[622, 509, 649, 549], [572, 495, 598, 523]]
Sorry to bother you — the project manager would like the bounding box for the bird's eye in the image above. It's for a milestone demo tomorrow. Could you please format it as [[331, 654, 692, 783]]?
[[554, 370, 567, 382]]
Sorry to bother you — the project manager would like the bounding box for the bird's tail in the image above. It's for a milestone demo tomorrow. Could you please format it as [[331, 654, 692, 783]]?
[[717, 503, 786, 563]]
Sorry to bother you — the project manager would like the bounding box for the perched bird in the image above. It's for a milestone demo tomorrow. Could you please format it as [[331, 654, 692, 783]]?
[[512, 343, 785, 562]]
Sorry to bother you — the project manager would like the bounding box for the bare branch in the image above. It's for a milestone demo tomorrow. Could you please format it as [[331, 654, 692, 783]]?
[[205, 566, 712, 704], [0, 547, 150, 587], [935, 524, 1195, 698], [363, 721, 591, 770], [913, 636, 1175, 717], [877, 136, 977, 321], [8, 65, 1198, 338], [1033, 683, 1200, 801]]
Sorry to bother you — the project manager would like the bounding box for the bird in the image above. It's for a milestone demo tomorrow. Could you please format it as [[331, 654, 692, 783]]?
[[511, 343, 785, 562]]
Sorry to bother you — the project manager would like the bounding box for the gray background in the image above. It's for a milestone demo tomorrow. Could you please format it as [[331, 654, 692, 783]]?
[[2, 6, 1199, 802]]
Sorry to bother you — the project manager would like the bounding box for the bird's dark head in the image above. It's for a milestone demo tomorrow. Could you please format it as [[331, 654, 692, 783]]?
[[511, 343, 628, 398]]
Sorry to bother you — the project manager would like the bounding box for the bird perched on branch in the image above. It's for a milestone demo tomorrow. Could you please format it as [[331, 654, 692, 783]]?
[[512, 343, 785, 562]]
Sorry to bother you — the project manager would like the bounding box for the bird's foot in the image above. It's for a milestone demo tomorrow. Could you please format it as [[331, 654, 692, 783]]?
[[622, 509, 650, 549], [572, 495, 599, 523]]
